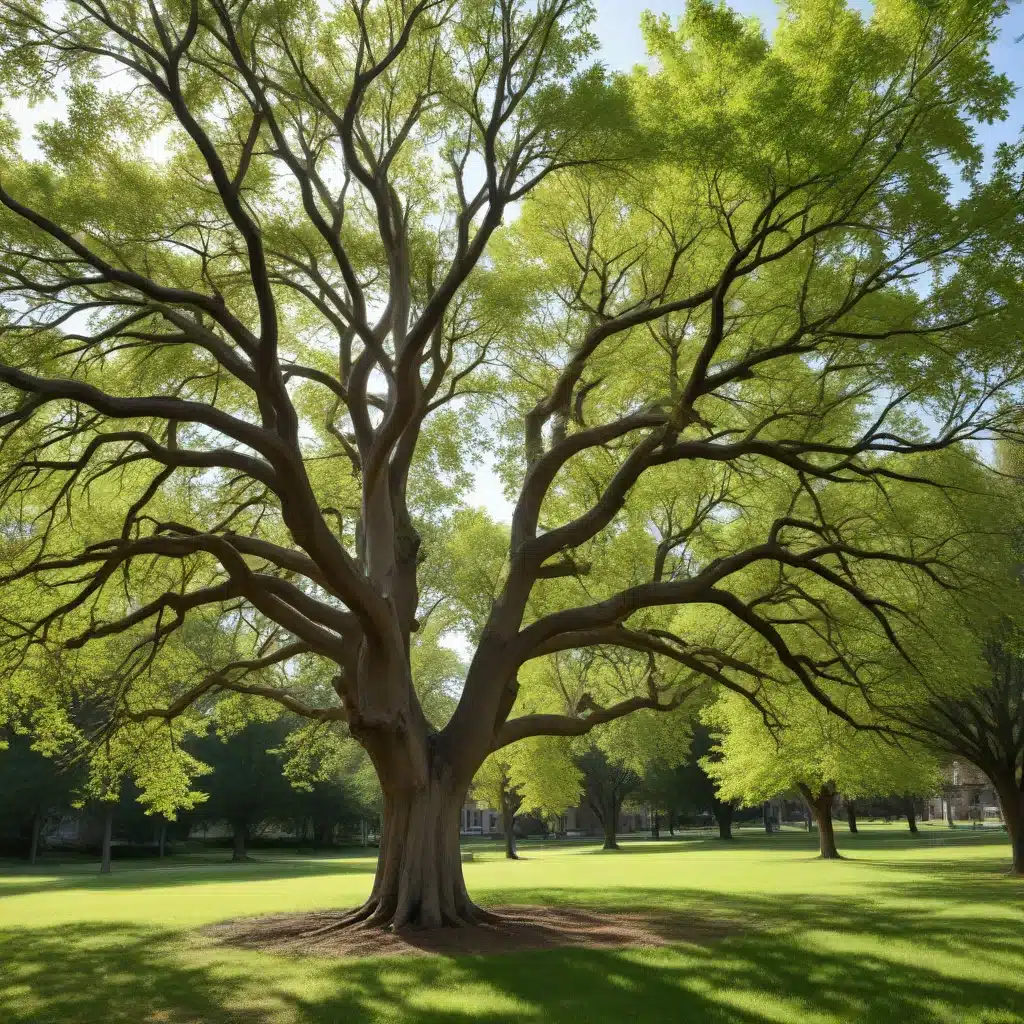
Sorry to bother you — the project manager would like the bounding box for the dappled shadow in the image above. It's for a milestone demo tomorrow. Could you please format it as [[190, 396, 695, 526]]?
[[3, 864, 1023, 1023], [0, 923, 279, 1023]]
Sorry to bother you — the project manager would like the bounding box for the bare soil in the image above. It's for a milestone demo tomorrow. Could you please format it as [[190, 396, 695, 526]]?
[[200, 905, 740, 960]]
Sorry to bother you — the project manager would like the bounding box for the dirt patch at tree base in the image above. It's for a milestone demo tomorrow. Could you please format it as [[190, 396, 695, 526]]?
[[200, 905, 741, 960]]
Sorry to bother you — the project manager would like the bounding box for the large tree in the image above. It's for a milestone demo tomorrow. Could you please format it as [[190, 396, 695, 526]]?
[[1, 0, 1023, 928]]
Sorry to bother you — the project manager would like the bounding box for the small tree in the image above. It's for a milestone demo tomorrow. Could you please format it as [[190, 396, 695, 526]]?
[[705, 692, 942, 859], [192, 718, 297, 860], [576, 746, 639, 851], [473, 753, 524, 860], [678, 724, 738, 840]]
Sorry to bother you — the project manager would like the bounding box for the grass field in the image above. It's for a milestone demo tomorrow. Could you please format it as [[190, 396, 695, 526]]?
[[1, 824, 1022, 1023]]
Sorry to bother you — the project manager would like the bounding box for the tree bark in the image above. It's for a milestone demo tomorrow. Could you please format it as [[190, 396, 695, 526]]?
[[232, 822, 248, 862], [904, 798, 918, 834], [100, 804, 113, 874], [651, 811, 660, 840], [946, 795, 955, 827], [846, 800, 858, 833], [714, 802, 733, 840], [798, 785, 840, 859], [763, 802, 773, 834]]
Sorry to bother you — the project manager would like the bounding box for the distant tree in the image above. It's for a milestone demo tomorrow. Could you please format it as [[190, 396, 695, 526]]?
[[679, 724, 738, 840], [705, 692, 942, 859], [473, 753, 524, 860], [0, 732, 79, 862], [844, 799, 858, 834], [577, 746, 639, 851], [192, 719, 297, 861]]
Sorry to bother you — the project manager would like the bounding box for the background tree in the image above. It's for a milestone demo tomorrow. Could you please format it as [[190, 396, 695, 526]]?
[[678, 724, 738, 840], [905, 636, 1024, 873], [1, 0, 1022, 929], [0, 731, 79, 862], [705, 691, 943, 859], [473, 752, 524, 859], [192, 718, 297, 861], [576, 745, 639, 850]]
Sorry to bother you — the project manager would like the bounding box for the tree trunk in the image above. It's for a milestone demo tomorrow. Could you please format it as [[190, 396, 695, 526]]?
[[232, 822, 248, 862], [904, 798, 918, 834], [602, 800, 620, 850], [798, 785, 840, 859], [340, 772, 485, 930], [28, 813, 41, 865], [714, 802, 733, 840], [651, 811, 660, 840], [501, 795, 518, 860], [100, 804, 113, 874], [763, 802, 773, 833], [846, 800, 858, 833], [993, 780, 1024, 876], [946, 797, 955, 827]]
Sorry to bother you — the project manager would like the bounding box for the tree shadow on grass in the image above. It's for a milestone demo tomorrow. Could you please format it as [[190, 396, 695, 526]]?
[[3, 875, 1024, 1024]]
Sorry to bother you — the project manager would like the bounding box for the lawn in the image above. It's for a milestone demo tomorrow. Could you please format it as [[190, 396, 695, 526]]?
[[1, 825, 1022, 1023]]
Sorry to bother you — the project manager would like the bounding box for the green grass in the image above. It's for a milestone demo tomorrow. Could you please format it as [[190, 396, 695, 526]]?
[[1, 824, 1022, 1023]]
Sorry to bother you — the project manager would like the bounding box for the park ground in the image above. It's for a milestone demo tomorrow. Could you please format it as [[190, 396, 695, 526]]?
[[1, 825, 1022, 1023]]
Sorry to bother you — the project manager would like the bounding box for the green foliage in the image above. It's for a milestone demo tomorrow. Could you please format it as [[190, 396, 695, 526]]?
[[704, 689, 943, 805]]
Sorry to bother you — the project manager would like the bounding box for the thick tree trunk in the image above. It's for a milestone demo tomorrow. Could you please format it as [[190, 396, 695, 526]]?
[[798, 785, 840, 859], [651, 811, 660, 840], [946, 797, 955, 827], [904, 798, 918, 834], [845, 800, 858, 833], [100, 804, 113, 874], [28, 813, 41, 865], [232, 822, 248, 862], [714, 802, 733, 840], [763, 802, 773, 833], [342, 772, 484, 930], [993, 780, 1024, 876]]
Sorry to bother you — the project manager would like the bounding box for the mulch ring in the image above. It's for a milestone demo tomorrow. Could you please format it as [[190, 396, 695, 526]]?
[[200, 905, 741, 959]]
